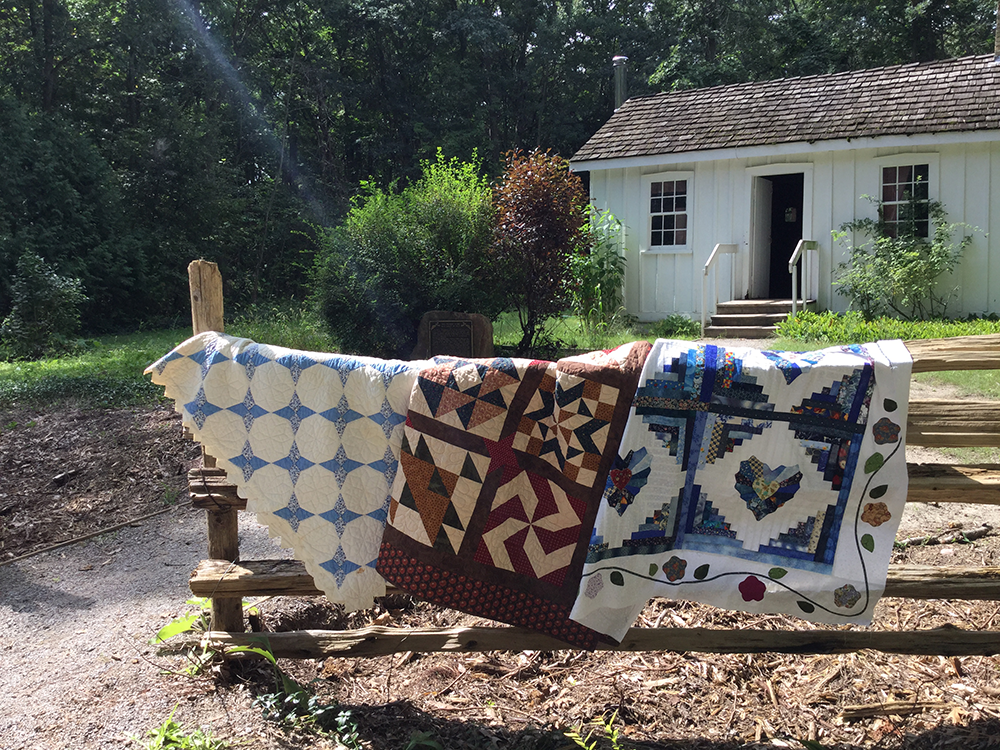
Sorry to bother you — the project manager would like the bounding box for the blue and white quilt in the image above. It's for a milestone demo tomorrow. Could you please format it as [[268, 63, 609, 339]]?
[[569, 339, 912, 641], [146, 332, 425, 611]]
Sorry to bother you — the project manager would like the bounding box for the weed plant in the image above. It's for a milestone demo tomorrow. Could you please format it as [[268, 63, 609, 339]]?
[[570, 208, 628, 333], [646, 314, 701, 339], [131, 706, 228, 750], [237, 642, 363, 745]]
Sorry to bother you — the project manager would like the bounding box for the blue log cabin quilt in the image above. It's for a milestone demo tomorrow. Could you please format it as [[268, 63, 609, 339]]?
[[146, 332, 426, 611], [569, 339, 912, 642]]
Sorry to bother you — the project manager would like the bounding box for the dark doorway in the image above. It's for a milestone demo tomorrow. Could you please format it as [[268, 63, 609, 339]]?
[[766, 173, 804, 298]]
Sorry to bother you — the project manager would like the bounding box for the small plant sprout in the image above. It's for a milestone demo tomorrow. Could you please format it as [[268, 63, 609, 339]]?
[[130, 705, 228, 749], [565, 711, 632, 750], [160, 481, 181, 505]]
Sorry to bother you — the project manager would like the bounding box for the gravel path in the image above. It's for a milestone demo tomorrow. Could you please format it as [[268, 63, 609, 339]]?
[[0, 509, 289, 748]]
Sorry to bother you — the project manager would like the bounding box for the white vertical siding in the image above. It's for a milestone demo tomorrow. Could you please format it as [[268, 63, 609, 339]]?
[[811, 152, 835, 310], [590, 139, 1000, 320], [939, 144, 967, 313], [982, 144, 1000, 312], [827, 152, 858, 312], [959, 143, 990, 314]]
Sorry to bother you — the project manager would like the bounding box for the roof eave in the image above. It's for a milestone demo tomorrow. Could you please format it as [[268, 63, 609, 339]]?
[[571, 129, 1000, 172]]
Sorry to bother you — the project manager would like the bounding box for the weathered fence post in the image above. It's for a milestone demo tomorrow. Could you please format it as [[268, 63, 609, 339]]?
[[188, 260, 244, 633]]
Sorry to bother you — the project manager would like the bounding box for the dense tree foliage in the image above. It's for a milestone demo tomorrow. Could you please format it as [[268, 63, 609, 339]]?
[[0, 0, 994, 334]]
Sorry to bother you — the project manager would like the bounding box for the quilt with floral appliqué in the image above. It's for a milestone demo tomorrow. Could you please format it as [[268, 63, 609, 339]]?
[[570, 340, 912, 642], [146, 332, 425, 611], [376, 342, 651, 647]]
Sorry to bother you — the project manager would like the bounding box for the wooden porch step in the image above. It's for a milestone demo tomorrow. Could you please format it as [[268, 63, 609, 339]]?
[[714, 299, 814, 316], [708, 313, 791, 327], [703, 325, 778, 338], [189, 559, 1000, 601]]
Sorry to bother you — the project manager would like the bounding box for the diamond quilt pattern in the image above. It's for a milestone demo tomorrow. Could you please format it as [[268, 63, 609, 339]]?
[[146, 332, 425, 610]]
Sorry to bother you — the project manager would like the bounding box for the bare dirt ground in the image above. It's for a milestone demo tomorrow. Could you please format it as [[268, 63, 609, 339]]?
[[3, 370, 1000, 749]]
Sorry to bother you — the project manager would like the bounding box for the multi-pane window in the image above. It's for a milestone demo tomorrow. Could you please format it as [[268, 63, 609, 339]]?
[[649, 179, 688, 247], [881, 164, 929, 237]]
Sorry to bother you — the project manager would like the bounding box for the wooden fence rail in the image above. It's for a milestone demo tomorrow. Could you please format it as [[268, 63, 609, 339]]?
[[182, 259, 1000, 655]]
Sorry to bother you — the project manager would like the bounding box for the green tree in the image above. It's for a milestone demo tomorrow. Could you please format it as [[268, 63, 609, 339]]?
[[492, 149, 589, 354], [313, 151, 502, 358], [0, 98, 143, 331]]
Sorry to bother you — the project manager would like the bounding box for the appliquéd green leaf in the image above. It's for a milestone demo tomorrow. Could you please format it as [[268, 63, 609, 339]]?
[[864, 452, 884, 474]]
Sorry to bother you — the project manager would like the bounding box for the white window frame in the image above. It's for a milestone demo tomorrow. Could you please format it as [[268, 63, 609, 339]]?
[[641, 171, 693, 254], [871, 152, 940, 236]]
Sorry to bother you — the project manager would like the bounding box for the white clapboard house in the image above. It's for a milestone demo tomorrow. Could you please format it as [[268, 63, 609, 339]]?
[[572, 54, 1000, 336]]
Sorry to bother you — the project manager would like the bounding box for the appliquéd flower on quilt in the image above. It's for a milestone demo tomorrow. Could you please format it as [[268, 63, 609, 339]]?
[[861, 502, 892, 527], [662, 556, 687, 581], [872, 417, 901, 444], [739, 575, 767, 602], [604, 448, 652, 515]]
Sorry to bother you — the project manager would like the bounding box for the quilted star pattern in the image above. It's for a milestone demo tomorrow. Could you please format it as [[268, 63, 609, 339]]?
[[377, 342, 651, 647], [571, 339, 913, 643], [146, 332, 425, 611]]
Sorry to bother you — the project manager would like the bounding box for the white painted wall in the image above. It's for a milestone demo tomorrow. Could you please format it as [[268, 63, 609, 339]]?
[[582, 139, 1000, 322]]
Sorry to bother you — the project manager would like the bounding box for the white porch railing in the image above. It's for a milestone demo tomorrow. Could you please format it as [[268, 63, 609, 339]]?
[[701, 243, 738, 336], [788, 239, 818, 318]]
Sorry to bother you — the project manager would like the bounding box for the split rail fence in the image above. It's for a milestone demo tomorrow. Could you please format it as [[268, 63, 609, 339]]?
[[182, 260, 1000, 658]]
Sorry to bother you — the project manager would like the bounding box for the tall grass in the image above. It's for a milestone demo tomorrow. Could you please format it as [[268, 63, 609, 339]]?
[[227, 302, 335, 352], [493, 313, 643, 353], [776, 310, 1000, 344], [5, 306, 1000, 409]]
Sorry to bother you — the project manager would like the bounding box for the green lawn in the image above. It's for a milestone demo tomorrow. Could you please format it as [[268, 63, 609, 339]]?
[[4, 309, 1000, 410], [0, 328, 189, 409]]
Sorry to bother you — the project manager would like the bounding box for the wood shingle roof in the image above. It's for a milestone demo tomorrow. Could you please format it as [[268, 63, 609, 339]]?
[[573, 54, 1000, 163]]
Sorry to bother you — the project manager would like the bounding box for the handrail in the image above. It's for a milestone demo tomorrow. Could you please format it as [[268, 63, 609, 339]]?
[[788, 239, 818, 318], [701, 243, 738, 336]]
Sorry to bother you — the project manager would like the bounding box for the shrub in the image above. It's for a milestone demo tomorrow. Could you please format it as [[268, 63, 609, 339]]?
[[775, 310, 1000, 344], [312, 151, 502, 358], [0, 251, 87, 360], [569, 208, 629, 333], [493, 149, 589, 354], [833, 196, 973, 320]]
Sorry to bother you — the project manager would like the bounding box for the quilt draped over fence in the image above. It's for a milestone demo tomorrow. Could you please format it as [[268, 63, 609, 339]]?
[[376, 342, 650, 647], [569, 339, 912, 640], [148, 334, 911, 644], [146, 332, 425, 611]]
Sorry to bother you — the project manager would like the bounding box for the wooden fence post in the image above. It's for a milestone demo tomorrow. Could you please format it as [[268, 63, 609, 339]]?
[[188, 260, 244, 633]]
